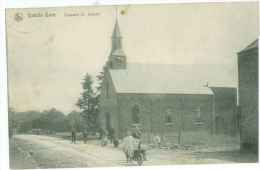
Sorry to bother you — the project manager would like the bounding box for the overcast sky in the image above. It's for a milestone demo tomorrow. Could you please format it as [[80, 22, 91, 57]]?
[[6, 2, 259, 113]]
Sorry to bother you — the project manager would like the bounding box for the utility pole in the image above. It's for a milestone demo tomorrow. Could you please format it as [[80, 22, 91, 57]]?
[[211, 93, 216, 135], [237, 106, 242, 144], [149, 100, 154, 144], [178, 97, 185, 145]]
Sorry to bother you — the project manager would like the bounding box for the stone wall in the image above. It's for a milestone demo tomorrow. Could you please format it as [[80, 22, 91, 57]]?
[[210, 87, 238, 135], [98, 70, 120, 136], [116, 93, 214, 143]]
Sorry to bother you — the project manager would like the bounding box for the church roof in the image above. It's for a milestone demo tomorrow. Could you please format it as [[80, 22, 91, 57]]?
[[207, 82, 237, 88], [109, 63, 237, 95]]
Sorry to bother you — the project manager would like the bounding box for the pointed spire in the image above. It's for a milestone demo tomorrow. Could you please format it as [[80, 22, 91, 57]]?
[[112, 6, 121, 38], [106, 6, 127, 70], [111, 16, 122, 53], [112, 19, 121, 38]]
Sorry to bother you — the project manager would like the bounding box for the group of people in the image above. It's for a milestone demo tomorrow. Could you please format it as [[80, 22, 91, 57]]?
[[70, 127, 117, 145], [99, 126, 147, 162], [121, 127, 147, 162], [100, 128, 119, 147], [70, 126, 163, 163], [71, 128, 88, 144]]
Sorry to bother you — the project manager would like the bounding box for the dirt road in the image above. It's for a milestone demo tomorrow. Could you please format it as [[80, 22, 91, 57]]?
[[10, 134, 258, 169]]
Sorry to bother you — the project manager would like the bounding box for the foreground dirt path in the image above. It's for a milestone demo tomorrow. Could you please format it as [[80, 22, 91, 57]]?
[[12, 134, 127, 168], [10, 134, 258, 169]]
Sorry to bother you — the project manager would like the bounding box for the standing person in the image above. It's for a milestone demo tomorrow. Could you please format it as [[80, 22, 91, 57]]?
[[132, 126, 142, 139], [154, 134, 161, 148], [108, 128, 115, 144], [82, 129, 88, 144], [121, 130, 137, 163], [101, 131, 109, 146], [132, 127, 147, 161], [71, 127, 77, 144], [113, 137, 119, 148], [98, 128, 105, 140]]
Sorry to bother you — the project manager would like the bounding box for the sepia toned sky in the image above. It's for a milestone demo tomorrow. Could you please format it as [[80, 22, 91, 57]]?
[[6, 2, 259, 113]]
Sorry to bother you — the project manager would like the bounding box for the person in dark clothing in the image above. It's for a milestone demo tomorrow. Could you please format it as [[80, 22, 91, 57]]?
[[99, 128, 105, 140], [113, 137, 119, 147], [71, 128, 77, 144], [108, 128, 115, 144], [82, 129, 88, 144]]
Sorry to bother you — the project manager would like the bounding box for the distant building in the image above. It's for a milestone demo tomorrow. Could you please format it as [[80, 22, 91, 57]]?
[[99, 20, 238, 144], [237, 39, 258, 153], [208, 84, 238, 135]]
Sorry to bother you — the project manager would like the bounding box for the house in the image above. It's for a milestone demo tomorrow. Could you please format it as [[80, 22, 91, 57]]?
[[237, 39, 258, 153], [208, 83, 238, 135]]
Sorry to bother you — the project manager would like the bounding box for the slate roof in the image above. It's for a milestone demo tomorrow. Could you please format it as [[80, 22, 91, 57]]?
[[109, 63, 237, 95]]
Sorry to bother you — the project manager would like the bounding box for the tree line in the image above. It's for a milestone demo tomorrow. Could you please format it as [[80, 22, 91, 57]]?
[[9, 108, 86, 135], [9, 71, 104, 137]]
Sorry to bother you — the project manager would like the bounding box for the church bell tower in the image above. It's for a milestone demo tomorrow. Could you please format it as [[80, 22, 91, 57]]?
[[106, 18, 127, 69]]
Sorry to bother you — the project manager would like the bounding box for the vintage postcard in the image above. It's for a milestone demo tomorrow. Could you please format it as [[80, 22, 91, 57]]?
[[5, 2, 259, 169]]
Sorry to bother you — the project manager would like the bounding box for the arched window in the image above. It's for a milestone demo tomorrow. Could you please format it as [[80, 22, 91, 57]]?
[[165, 109, 173, 124], [132, 105, 140, 124]]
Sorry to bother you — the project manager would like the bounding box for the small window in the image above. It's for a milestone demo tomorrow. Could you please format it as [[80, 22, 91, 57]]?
[[132, 105, 140, 124], [196, 106, 201, 119], [194, 106, 204, 126]]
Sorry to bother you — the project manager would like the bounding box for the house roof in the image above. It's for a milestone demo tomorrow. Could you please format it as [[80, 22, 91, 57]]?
[[239, 39, 258, 53], [207, 82, 237, 88], [109, 63, 237, 95]]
